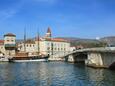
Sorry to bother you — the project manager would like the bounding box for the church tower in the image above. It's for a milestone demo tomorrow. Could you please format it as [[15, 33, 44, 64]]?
[[45, 27, 52, 39]]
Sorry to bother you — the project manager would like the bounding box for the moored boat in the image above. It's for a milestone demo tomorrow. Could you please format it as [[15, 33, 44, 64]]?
[[0, 56, 9, 62], [9, 54, 49, 62], [0, 53, 9, 62]]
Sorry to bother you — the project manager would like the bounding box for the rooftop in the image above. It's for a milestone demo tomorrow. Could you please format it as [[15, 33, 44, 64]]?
[[0, 40, 4, 45], [4, 33, 16, 37], [25, 39, 35, 44], [45, 38, 68, 42]]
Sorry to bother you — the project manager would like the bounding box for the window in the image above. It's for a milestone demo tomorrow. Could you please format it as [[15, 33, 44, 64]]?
[[47, 47, 50, 51], [61, 48, 63, 51], [61, 44, 63, 47], [47, 43, 50, 46]]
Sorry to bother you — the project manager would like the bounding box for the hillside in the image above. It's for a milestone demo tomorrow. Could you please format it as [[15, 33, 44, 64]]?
[[56, 37, 107, 48], [100, 36, 115, 46]]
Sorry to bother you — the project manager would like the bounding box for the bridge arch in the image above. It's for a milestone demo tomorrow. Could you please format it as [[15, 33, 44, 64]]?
[[66, 52, 87, 63], [109, 62, 115, 70]]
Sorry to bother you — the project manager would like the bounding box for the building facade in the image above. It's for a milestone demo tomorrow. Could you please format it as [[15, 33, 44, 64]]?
[[0, 28, 71, 59], [0, 33, 16, 56], [4, 33, 16, 56], [18, 27, 71, 58], [0, 40, 5, 54]]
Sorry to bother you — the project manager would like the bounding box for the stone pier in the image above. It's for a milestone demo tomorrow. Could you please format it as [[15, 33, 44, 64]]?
[[85, 52, 115, 68]]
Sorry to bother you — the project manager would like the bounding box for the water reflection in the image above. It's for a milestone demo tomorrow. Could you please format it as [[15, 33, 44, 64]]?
[[86, 67, 115, 86], [0, 62, 115, 86]]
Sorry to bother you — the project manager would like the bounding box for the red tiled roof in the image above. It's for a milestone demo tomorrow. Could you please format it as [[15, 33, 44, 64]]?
[[25, 39, 35, 44], [52, 38, 67, 42], [4, 33, 16, 37], [0, 40, 4, 45], [45, 38, 68, 42]]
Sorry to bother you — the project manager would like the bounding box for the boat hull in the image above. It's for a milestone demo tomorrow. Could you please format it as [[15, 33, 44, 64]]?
[[11, 59, 48, 62], [0, 59, 9, 62], [0, 57, 9, 62], [9, 56, 49, 62]]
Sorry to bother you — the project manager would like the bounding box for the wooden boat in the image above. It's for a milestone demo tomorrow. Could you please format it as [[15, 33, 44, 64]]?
[[9, 54, 49, 62], [8, 51, 49, 62]]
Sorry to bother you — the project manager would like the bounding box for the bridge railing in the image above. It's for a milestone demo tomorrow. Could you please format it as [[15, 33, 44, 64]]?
[[68, 47, 115, 55]]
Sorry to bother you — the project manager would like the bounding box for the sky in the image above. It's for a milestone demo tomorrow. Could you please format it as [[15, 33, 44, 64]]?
[[0, 0, 115, 39]]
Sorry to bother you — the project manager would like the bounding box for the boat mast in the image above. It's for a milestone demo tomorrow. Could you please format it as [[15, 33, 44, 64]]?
[[37, 28, 40, 55], [24, 28, 26, 52]]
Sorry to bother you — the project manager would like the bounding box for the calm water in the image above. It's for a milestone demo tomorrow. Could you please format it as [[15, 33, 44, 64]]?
[[0, 62, 115, 86]]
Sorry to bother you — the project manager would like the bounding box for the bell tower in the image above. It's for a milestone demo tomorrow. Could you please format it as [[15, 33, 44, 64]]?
[[45, 27, 51, 39]]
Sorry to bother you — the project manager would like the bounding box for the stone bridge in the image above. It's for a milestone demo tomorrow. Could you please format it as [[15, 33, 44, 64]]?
[[65, 47, 115, 69]]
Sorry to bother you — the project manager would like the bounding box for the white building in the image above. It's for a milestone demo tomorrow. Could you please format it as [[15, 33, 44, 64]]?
[[4, 33, 16, 56], [0, 33, 16, 56], [18, 27, 71, 59], [0, 40, 5, 54]]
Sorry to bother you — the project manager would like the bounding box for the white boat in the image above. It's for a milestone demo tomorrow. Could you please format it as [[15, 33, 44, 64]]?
[[0, 53, 9, 62], [0, 56, 9, 62], [11, 58, 48, 62], [9, 55, 49, 62]]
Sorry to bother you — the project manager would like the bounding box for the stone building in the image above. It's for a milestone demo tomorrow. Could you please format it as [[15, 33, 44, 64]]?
[[0, 40, 5, 54], [18, 27, 71, 58], [4, 33, 16, 56], [0, 33, 16, 56]]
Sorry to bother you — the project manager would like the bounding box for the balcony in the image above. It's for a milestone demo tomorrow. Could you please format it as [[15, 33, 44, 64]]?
[[5, 44, 16, 48]]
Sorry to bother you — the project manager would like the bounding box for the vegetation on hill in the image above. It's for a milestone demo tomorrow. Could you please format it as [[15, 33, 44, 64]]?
[[57, 37, 108, 48], [71, 41, 107, 48]]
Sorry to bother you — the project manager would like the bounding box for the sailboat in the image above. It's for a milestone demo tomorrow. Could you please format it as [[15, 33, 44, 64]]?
[[9, 28, 49, 62], [9, 54, 49, 62]]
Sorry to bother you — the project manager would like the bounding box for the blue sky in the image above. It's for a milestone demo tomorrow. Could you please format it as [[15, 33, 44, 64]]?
[[0, 0, 115, 39]]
